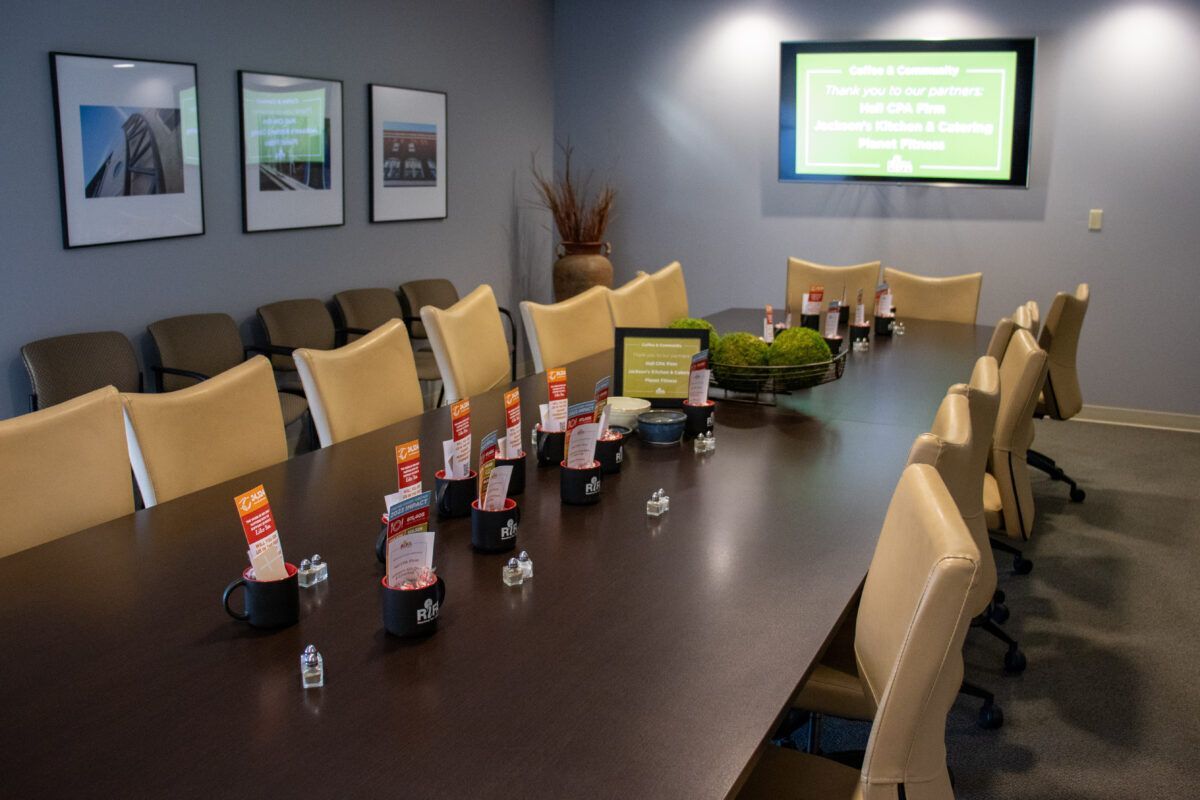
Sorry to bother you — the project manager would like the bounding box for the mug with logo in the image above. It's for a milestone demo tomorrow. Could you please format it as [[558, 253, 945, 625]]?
[[435, 469, 477, 518], [381, 575, 446, 638], [535, 424, 566, 467], [494, 452, 526, 495], [681, 400, 716, 438], [222, 563, 300, 628], [595, 430, 624, 475], [560, 459, 602, 505], [470, 498, 520, 553]]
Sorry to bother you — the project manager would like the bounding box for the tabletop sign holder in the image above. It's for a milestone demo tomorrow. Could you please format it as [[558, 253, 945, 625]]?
[[612, 328, 710, 408]]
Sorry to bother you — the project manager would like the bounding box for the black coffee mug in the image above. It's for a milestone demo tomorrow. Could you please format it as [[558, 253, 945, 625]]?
[[381, 575, 446, 638], [682, 400, 716, 437], [560, 460, 602, 505], [435, 469, 477, 518], [495, 452, 527, 496], [849, 324, 870, 342], [823, 335, 844, 355], [536, 425, 565, 466], [470, 498, 520, 553], [874, 315, 894, 337], [596, 433, 624, 475], [223, 563, 300, 629], [800, 313, 821, 331]]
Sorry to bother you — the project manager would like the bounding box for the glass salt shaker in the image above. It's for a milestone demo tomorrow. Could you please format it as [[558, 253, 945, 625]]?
[[300, 645, 324, 689], [704, 431, 716, 452], [502, 557, 525, 586], [297, 558, 316, 588], [311, 554, 328, 583], [646, 490, 664, 517], [658, 488, 670, 512], [517, 550, 533, 579]]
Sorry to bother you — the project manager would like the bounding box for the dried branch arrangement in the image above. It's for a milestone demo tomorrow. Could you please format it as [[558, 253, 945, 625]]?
[[532, 143, 615, 243]]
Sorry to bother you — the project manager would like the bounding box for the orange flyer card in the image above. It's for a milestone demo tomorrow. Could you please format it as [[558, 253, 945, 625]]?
[[503, 387, 522, 457], [395, 440, 422, 498], [547, 368, 568, 430], [234, 485, 277, 547], [450, 398, 472, 475]]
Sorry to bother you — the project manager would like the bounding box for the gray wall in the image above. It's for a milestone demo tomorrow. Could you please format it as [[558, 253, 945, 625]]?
[[0, 0, 554, 419], [555, 0, 1200, 414]]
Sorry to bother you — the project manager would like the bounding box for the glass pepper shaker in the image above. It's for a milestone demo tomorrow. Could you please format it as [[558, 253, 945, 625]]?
[[658, 488, 670, 512], [502, 557, 524, 586], [300, 645, 324, 689], [517, 550, 533, 579], [311, 554, 328, 583], [646, 490, 664, 517]]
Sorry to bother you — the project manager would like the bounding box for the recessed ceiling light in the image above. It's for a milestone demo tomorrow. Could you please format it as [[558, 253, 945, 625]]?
[[113, 63, 136, 69]]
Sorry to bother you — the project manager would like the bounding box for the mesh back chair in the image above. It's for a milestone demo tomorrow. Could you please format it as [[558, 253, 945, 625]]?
[[786, 258, 882, 319], [294, 320, 424, 448], [882, 267, 983, 324], [520, 285, 615, 374], [420, 284, 513, 404], [147, 313, 309, 433], [607, 274, 662, 328], [1029, 284, 1090, 502], [21, 331, 141, 412], [0, 386, 135, 558], [636, 260, 689, 325], [122, 357, 289, 507], [399, 279, 518, 385], [738, 465, 981, 800]]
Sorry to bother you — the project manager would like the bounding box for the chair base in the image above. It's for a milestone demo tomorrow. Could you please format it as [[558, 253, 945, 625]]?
[[980, 617, 1027, 674], [991, 535, 1033, 574], [1028, 448, 1086, 502], [960, 680, 1004, 729]]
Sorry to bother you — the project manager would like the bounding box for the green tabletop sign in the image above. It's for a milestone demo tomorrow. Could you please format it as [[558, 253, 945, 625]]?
[[619, 334, 703, 401]]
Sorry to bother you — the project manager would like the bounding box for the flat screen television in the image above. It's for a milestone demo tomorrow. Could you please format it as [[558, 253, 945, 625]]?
[[779, 39, 1035, 187]]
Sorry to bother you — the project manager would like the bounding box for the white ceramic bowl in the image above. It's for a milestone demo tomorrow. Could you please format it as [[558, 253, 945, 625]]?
[[605, 396, 651, 430]]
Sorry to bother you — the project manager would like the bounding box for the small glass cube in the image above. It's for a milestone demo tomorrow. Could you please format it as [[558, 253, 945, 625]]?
[[300, 645, 324, 689], [502, 557, 525, 586], [646, 491, 665, 517], [311, 554, 328, 583], [297, 558, 316, 588]]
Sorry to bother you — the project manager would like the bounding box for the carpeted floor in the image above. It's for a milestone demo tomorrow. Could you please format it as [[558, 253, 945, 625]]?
[[785, 418, 1200, 798]]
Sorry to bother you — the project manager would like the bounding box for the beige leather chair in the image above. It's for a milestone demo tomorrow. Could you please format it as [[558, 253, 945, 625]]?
[[791, 359, 1003, 730], [636, 261, 689, 325], [607, 273, 662, 328], [1028, 284, 1090, 501], [883, 267, 983, 324], [0, 386, 134, 558], [1012, 303, 1035, 333], [985, 328, 1048, 561], [1022, 300, 1040, 338], [122, 357, 289, 507], [420, 285, 512, 404], [293, 319, 424, 447], [738, 464, 981, 800], [785, 258, 881, 318], [520, 285, 615, 373]]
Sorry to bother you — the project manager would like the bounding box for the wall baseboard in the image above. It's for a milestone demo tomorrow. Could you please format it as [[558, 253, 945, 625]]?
[[1073, 404, 1200, 433]]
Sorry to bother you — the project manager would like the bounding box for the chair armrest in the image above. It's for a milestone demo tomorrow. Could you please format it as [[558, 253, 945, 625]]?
[[152, 365, 212, 392], [244, 343, 296, 358]]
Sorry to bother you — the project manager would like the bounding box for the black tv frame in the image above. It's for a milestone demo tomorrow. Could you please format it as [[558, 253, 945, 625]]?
[[779, 38, 1035, 187]]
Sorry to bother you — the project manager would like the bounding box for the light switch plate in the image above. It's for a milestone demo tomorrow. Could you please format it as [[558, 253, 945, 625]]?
[[1088, 209, 1103, 231]]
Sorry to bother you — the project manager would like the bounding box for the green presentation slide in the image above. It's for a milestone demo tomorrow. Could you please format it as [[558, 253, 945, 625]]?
[[243, 88, 326, 165], [794, 51, 1017, 180]]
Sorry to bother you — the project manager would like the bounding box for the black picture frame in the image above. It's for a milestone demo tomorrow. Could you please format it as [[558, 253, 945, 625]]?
[[238, 70, 345, 233], [612, 327, 710, 407], [368, 83, 448, 223], [50, 51, 206, 249]]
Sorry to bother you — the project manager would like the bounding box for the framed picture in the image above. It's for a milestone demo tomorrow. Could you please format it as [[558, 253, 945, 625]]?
[[239, 71, 343, 232], [50, 52, 205, 249], [369, 84, 447, 222], [613, 327, 710, 407]]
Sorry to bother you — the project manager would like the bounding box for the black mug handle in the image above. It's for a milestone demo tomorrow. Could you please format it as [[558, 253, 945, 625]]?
[[376, 525, 387, 563], [436, 576, 446, 605], [512, 505, 521, 525], [222, 578, 249, 621], [436, 480, 451, 515]]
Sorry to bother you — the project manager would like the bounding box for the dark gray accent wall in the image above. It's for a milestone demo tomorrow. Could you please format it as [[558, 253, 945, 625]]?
[[0, 0, 554, 419], [555, 0, 1200, 414]]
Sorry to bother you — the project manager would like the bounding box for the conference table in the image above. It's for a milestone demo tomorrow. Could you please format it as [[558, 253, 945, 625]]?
[[0, 310, 990, 798]]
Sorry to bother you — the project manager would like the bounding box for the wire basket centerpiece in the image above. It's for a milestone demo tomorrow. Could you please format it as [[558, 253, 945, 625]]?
[[711, 349, 847, 400]]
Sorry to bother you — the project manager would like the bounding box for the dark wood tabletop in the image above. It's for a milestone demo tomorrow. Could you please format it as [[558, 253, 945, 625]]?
[[0, 311, 990, 798]]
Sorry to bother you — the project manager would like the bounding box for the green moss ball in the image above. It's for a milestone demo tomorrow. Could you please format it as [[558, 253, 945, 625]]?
[[668, 317, 720, 350], [767, 327, 832, 366], [713, 331, 768, 366]]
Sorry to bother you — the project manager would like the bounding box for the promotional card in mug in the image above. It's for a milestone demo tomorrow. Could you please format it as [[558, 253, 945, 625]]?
[[593, 376, 610, 422], [395, 439, 422, 499], [688, 350, 711, 405], [482, 464, 513, 511], [386, 530, 435, 588], [854, 289, 866, 326], [478, 429, 498, 498], [450, 398, 472, 477], [763, 304, 775, 343], [388, 489, 432, 537], [824, 301, 841, 338], [876, 283, 893, 317], [546, 368, 568, 432], [566, 422, 600, 468], [442, 439, 458, 479], [565, 400, 595, 451], [234, 484, 288, 581], [804, 285, 824, 316], [503, 387, 522, 458]]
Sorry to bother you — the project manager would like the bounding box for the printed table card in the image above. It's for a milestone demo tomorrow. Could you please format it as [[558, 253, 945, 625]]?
[[688, 350, 711, 405], [593, 376, 611, 422], [234, 485, 288, 581], [503, 387, 522, 458], [478, 430, 498, 499], [395, 440, 422, 499], [450, 398, 472, 477], [546, 368, 568, 432], [482, 464, 513, 511]]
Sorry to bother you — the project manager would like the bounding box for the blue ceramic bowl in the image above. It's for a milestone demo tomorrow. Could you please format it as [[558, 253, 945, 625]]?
[[637, 410, 686, 446]]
